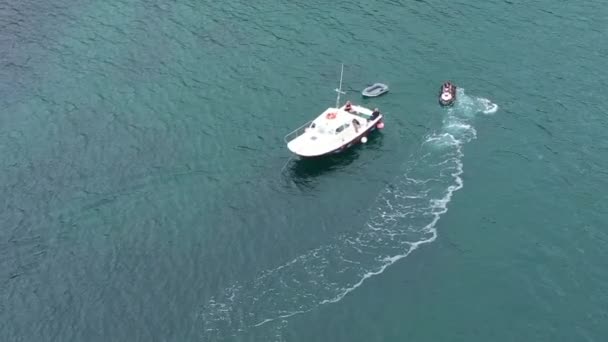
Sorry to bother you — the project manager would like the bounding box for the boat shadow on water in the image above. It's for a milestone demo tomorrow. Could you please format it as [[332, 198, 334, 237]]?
[[285, 132, 384, 183]]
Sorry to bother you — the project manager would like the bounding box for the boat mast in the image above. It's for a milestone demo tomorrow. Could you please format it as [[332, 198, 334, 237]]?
[[335, 63, 346, 108]]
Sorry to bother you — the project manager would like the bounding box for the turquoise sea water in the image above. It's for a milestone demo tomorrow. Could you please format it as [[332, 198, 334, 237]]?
[[2, 0, 607, 341]]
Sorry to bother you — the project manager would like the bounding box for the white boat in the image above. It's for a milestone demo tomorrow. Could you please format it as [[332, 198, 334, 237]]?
[[284, 64, 385, 158]]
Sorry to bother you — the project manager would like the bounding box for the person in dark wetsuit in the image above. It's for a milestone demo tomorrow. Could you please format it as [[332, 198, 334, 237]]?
[[352, 118, 361, 133], [344, 101, 353, 113], [370, 108, 380, 120]]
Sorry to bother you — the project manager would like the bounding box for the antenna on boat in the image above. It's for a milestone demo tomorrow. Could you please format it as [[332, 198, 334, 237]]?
[[334, 63, 346, 108]]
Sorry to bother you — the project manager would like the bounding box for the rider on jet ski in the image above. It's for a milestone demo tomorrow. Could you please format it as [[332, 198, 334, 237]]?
[[442, 82, 452, 92]]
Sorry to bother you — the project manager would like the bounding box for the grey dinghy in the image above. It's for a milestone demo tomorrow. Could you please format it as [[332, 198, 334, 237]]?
[[361, 83, 389, 97]]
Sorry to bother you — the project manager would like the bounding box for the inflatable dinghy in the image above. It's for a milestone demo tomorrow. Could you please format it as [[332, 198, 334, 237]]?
[[361, 83, 389, 97]]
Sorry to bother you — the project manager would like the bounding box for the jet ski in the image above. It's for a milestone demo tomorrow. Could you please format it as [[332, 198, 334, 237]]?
[[438, 81, 456, 106]]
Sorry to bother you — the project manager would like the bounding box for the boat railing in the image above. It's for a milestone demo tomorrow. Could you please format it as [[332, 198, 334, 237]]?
[[284, 120, 313, 144]]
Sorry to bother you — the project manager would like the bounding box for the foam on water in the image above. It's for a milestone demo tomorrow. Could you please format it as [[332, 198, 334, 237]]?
[[200, 89, 498, 340]]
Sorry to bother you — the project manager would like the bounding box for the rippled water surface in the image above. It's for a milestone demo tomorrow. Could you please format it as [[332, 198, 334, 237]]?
[[1, 0, 607, 341]]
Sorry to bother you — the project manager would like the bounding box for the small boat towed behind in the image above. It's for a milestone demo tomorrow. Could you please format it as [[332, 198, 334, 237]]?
[[361, 83, 389, 97], [438, 81, 456, 106]]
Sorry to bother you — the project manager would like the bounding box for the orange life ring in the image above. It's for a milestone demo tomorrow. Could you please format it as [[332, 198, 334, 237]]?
[[326, 112, 337, 119]]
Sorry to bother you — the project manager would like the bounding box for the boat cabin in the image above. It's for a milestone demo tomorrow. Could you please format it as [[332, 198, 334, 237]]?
[[307, 108, 357, 134]]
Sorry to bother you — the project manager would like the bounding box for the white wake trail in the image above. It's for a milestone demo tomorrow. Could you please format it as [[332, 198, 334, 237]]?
[[200, 88, 497, 341]]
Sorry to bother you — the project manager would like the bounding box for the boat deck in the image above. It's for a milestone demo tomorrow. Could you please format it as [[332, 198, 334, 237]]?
[[342, 105, 374, 121]]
